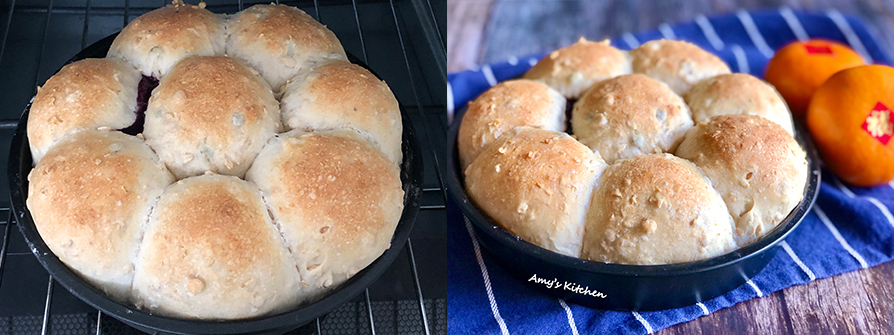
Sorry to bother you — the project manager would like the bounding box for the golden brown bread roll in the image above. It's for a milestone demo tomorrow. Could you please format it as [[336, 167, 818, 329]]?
[[630, 39, 731, 95], [685, 73, 795, 134], [27, 129, 174, 302], [675, 114, 808, 246], [581, 153, 737, 265], [572, 74, 693, 164], [523, 37, 631, 99], [458, 79, 566, 169], [464, 127, 608, 257]]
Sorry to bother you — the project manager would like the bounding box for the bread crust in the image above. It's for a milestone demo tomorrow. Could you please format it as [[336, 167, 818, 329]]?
[[464, 127, 607, 257], [572, 74, 693, 164], [685, 73, 795, 135], [630, 39, 731, 95], [675, 114, 807, 246], [524, 38, 631, 99], [581, 154, 736, 265]]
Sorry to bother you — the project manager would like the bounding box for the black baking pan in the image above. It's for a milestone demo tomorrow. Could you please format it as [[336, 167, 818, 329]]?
[[446, 107, 821, 311], [8, 33, 423, 335]]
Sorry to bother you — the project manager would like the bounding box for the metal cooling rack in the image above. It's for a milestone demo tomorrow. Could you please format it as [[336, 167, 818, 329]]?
[[0, 0, 447, 334]]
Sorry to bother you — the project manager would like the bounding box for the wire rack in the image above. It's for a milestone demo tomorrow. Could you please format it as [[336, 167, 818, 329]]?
[[0, 0, 447, 334]]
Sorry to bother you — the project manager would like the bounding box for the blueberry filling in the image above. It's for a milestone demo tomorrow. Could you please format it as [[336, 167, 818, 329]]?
[[120, 75, 158, 136]]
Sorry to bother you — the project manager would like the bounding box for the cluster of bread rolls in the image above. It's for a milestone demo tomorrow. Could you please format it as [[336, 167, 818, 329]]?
[[460, 38, 808, 265], [26, 1, 404, 320]]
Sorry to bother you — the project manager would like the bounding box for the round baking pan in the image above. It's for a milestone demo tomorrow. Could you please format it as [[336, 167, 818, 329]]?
[[8, 33, 423, 335], [446, 106, 820, 311]]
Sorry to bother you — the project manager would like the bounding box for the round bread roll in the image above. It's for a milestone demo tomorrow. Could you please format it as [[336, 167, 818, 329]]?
[[630, 39, 731, 95], [581, 154, 737, 265], [572, 74, 693, 164], [28, 58, 141, 164], [458, 79, 566, 169], [107, 1, 226, 78], [281, 60, 402, 165], [143, 55, 280, 179], [227, 4, 347, 92], [464, 127, 608, 258], [27, 129, 174, 302], [523, 37, 631, 99], [685, 73, 795, 135], [246, 129, 404, 299], [132, 174, 300, 319], [675, 114, 808, 246]]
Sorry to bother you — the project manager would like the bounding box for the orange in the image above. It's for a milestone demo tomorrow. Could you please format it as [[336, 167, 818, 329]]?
[[765, 39, 865, 119], [806, 64, 894, 187]]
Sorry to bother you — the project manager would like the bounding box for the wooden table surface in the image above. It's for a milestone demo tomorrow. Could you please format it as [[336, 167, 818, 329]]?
[[447, 1, 894, 334]]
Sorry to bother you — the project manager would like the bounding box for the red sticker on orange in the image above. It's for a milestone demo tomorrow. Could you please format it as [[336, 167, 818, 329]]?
[[862, 102, 894, 145], [805, 44, 834, 55]]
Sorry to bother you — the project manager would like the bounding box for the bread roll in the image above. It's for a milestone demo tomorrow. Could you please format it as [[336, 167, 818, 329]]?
[[458, 79, 566, 169], [227, 4, 347, 92], [27, 129, 174, 302], [143, 56, 280, 179], [685, 73, 795, 135], [132, 174, 300, 319], [581, 154, 736, 265], [280, 60, 401, 165], [675, 114, 808, 246], [523, 38, 631, 99], [572, 74, 693, 164], [630, 39, 730, 95], [246, 129, 404, 299], [107, 1, 226, 78], [28, 58, 141, 163], [464, 127, 608, 258]]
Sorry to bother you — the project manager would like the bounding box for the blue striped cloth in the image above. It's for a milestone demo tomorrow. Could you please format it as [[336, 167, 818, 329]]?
[[447, 9, 894, 335]]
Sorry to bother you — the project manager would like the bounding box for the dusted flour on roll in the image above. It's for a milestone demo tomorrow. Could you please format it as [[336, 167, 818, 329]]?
[[27, 130, 174, 302], [630, 39, 731, 95], [572, 74, 693, 164], [28, 58, 141, 163], [281, 60, 401, 164], [523, 37, 631, 99], [246, 129, 404, 299], [581, 154, 736, 265], [464, 127, 608, 258], [458, 79, 566, 169], [227, 4, 347, 92], [132, 174, 300, 319], [685, 73, 795, 135], [107, 1, 226, 78], [143, 56, 280, 179], [676, 114, 808, 246]]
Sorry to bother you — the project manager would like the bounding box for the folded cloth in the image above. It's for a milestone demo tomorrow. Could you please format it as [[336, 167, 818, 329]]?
[[447, 9, 894, 335]]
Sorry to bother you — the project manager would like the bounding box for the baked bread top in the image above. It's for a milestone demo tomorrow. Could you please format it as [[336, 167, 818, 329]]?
[[524, 38, 631, 99], [630, 39, 731, 95]]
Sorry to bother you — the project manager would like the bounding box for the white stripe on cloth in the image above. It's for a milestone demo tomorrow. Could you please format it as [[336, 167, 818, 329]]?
[[463, 216, 510, 335], [632, 311, 654, 334], [730, 44, 750, 74], [779, 6, 809, 41], [815, 206, 870, 268], [696, 302, 710, 315], [558, 299, 579, 335], [481, 65, 498, 86], [833, 178, 894, 228], [528, 58, 539, 67], [780, 241, 816, 281], [889, 181, 894, 191], [507, 55, 519, 66], [695, 14, 725, 50], [826, 9, 873, 63], [622, 32, 640, 48], [658, 23, 677, 40], [746, 279, 764, 297], [447, 81, 455, 125], [736, 10, 775, 58]]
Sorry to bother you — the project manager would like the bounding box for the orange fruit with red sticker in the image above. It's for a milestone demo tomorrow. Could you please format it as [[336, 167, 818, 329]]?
[[765, 39, 866, 119], [807, 64, 894, 187]]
